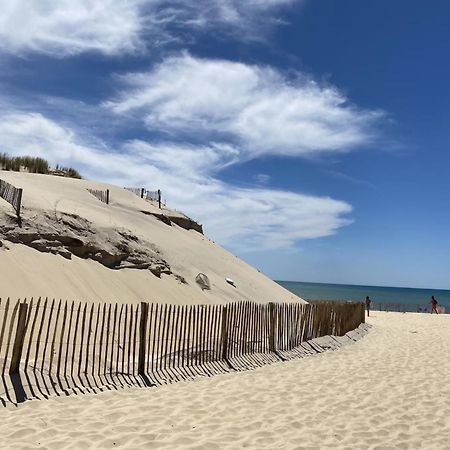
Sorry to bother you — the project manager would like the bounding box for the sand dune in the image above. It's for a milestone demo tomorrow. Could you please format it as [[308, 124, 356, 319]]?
[[0, 171, 301, 304], [2, 311, 449, 449]]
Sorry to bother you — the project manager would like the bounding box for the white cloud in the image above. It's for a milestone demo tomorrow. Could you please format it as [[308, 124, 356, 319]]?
[[0, 111, 351, 250], [107, 54, 384, 158], [0, 0, 301, 56], [0, 0, 145, 56]]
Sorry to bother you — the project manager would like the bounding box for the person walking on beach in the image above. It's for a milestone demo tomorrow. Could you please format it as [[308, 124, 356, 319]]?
[[430, 295, 439, 314], [365, 296, 372, 317]]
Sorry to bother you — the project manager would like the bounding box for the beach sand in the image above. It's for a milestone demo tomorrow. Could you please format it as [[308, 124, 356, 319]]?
[[2, 311, 449, 449]]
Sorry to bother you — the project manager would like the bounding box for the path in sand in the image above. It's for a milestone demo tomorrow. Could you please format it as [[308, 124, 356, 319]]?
[[2, 312, 450, 449]]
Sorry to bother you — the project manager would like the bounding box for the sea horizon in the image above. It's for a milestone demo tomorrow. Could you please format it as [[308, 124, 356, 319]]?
[[277, 280, 450, 311]]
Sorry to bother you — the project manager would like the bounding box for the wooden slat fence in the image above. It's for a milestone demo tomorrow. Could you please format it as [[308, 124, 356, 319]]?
[[124, 187, 145, 198], [0, 178, 23, 216], [145, 190, 159, 202], [0, 299, 364, 405], [123, 187, 164, 208], [87, 188, 109, 205]]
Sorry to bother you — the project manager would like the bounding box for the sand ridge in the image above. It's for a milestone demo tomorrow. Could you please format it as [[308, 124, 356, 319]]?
[[0, 171, 302, 305], [2, 312, 450, 449]]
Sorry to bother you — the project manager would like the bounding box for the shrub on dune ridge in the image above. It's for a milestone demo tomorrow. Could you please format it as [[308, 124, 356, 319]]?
[[0, 153, 82, 178], [54, 164, 82, 179], [0, 153, 49, 173]]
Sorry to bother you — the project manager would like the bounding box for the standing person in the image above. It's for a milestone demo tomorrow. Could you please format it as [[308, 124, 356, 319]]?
[[430, 295, 439, 314], [365, 296, 372, 317]]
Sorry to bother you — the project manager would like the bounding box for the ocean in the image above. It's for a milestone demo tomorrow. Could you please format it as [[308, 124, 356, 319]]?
[[277, 280, 450, 312]]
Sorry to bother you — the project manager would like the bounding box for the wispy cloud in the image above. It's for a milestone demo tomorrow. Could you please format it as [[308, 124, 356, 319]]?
[[107, 53, 385, 159], [322, 169, 377, 190], [0, 111, 352, 251], [254, 173, 271, 184], [0, 0, 302, 57]]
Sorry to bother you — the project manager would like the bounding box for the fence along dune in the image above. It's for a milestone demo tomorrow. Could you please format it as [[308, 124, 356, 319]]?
[[0, 298, 365, 405], [86, 188, 110, 205], [0, 178, 23, 217]]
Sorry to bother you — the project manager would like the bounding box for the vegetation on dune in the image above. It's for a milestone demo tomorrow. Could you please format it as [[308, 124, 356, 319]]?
[[54, 164, 82, 179], [0, 153, 82, 179], [0, 154, 49, 173]]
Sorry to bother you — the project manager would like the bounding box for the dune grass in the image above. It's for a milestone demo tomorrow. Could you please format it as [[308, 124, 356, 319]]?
[[0, 153, 81, 179]]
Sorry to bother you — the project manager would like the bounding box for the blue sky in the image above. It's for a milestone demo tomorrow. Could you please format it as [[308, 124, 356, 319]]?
[[1, 0, 449, 289]]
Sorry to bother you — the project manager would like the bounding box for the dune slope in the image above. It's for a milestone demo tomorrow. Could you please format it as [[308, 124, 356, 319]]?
[[0, 171, 302, 304]]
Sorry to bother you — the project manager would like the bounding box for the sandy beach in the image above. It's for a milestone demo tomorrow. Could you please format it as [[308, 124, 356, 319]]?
[[1, 311, 449, 449]]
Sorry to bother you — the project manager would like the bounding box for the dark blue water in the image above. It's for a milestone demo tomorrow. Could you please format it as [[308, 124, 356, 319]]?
[[277, 280, 450, 312]]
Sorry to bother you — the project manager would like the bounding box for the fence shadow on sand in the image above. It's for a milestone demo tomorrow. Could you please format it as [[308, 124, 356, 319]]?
[[0, 298, 366, 406]]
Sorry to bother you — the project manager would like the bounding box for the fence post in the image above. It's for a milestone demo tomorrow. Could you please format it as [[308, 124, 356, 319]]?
[[268, 302, 276, 353], [106, 189, 110, 205], [157, 189, 161, 209], [16, 188, 23, 217], [141, 188, 145, 199], [10, 303, 28, 374], [221, 306, 228, 360], [138, 302, 149, 376]]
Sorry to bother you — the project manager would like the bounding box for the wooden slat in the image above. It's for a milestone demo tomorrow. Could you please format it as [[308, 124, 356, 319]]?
[[173, 305, 182, 371], [9, 302, 28, 374], [206, 304, 214, 364], [230, 303, 238, 359], [212, 305, 221, 364], [34, 298, 49, 375], [157, 304, 167, 375], [84, 303, 95, 376], [91, 303, 101, 379], [162, 304, 171, 374], [2, 300, 19, 377], [132, 304, 140, 377], [103, 304, 112, 376], [194, 305, 200, 367], [70, 302, 82, 380], [110, 303, 118, 376], [168, 305, 178, 374], [137, 302, 148, 377], [149, 303, 158, 375], [77, 303, 88, 380], [181, 305, 190, 369], [24, 298, 40, 371], [121, 304, 127, 375], [56, 300, 67, 381], [114, 303, 124, 379], [185, 306, 193, 367], [48, 299, 62, 377], [127, 304, 134, 375], [198, 306, 206, 367], [97, 303, 107, 377]]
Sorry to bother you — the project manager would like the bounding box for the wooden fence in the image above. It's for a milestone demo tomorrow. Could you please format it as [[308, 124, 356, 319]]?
[[0, 299, 364, 405], [124, 187, 145, 198], [87, 188, 109, 205], [124, 187, 164, 208], [0, 178, 23, 217]]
